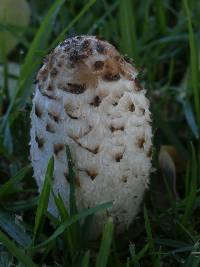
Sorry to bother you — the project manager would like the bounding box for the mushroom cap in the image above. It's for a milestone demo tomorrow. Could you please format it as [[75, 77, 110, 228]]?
[[30, 35, 152, 236]]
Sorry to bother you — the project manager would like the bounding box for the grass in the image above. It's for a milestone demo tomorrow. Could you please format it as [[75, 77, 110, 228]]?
[[0, 0, 200, 266]]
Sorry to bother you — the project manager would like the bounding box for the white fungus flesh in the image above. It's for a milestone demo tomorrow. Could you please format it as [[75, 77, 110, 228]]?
[[30, 35, 152, 236]]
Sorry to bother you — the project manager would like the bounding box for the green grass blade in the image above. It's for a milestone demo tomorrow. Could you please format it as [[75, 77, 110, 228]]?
[[95, 217, 114, 267], [179, 98, 199, 139], [166, 245, 194, 256], [153, 106, 189, 159], [0, 251, 12, 267], [0, 23, 29, 48], [144, 206, 156, 265], [88, 1, 118, 34], [3, 123, 13, 154], [2, 0, 65, 129], [33, 156, 54, 243], [81, 214, 94, 247], [52, 191, 74, 258], [50, 0, 96, 49], [126, 257, 130, 267], [0, 230, 37, 267], [5, 197, 38, 212], [155, 0, 167, 34], [185, 161, 191, 200], [183, 240, 200, 267], [82, 250, 90, 267], [129, 243, 140, 267], [142, 0, 151, 34], [132, 244, 149, 263], [19, 0, 65, 80], [0, 211, 31, 247], [175, 220, 195, 243], [33, 201, 112, 249], [119, 0, 138, 60], [183, 0, 200, 126], [0, 164, 31, 198], [53, 192, 69, 219], [0, 40, 9, 104], [182, 144, 197, 225], [155, 238, 189, 248]]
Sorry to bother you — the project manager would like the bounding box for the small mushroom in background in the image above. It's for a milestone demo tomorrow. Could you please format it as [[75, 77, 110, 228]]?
[[30, 35, 152, 237]]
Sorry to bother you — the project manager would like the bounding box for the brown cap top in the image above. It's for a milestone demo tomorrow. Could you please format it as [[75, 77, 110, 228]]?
[[37, 35, 138, 96]]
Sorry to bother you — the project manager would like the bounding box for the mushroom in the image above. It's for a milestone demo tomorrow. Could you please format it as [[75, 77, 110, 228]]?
[[30, 35, 152, 236]]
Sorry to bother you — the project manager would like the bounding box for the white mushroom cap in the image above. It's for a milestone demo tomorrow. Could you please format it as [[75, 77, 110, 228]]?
[[30, 35, 152, 236]]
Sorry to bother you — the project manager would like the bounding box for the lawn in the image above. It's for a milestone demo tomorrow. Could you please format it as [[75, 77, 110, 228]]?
[[0, 0, 200, 266]]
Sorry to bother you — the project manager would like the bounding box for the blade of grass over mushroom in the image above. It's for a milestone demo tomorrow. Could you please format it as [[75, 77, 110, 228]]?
[[33, 156, 54, 243], [50, 0, 97, 49], [32, 201, 112, 249], [52, 191, 74, 258], [119, 0, 138, 61], [0, 164, 31, 198], [0, 211, 31, 247], [46, 210, 59, 226], [0, 230, 37, 267], [95, 217, 114, 267], [183, 0, 200, 126], [1, 0, 65, 129]]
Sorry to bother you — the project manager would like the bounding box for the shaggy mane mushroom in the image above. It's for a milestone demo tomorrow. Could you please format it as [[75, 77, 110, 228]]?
[[30, 35, 152, 236]]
